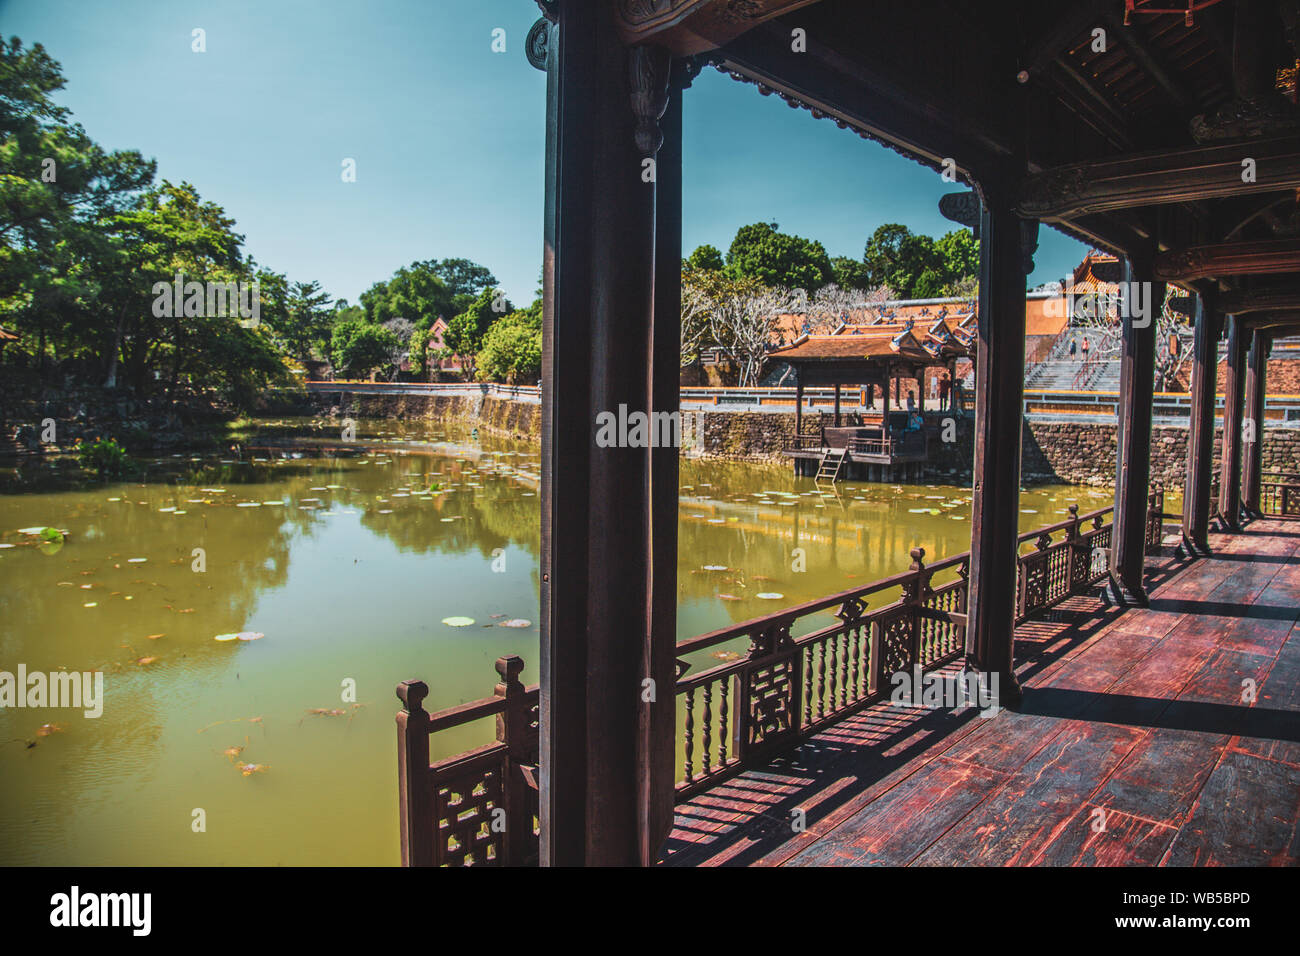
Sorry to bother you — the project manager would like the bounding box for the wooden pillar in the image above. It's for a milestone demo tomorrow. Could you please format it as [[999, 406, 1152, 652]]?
[[795, 381, 803, 435], [964, 183, 1031, 709], [834, 383, 841, 426], [1243, 330, 1270, 516], [1219, 315, 1248, 529], [538, 6, 673, 866], [1182, 293, 1220, 553], [1111, 255, 1163, 605], [882, 369, 891, 424]]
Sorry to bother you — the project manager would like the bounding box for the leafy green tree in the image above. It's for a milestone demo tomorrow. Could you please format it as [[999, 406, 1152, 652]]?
[[684, 244, 724, 272], [862, 223, 943, 299], [830, 255, 872, 291], [0, 38, 154, 372], [725, 222, 832, 291], [476, 311, 541, 383], [268, 279, 333, 363], [330, 318, 397, 379], [445, 287, 510, 378], [428, 258, 496, 300], [934, 229, 979, 292]]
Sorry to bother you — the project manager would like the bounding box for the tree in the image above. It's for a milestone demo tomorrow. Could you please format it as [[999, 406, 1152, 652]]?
[[684, 244, 724, 272], [935, 229, 979, 291], [359, 260, 460, 329], [270, 279, 333, 363], [477, 311, 541, 383], [445, 287, 510, 378], [725, 222, 833, 291], [830, 255, 872, 292], [330, 318, 397, 379], [862, 223, 943, 299], [707, 279, 790, 387], [428, 258, 496, 300], [0, 38, 154, 375]]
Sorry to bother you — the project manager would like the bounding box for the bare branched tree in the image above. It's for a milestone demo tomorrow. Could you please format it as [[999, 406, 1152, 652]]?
[[709, 286, 794, 387]]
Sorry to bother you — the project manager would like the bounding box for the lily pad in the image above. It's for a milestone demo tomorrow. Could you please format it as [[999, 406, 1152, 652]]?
[[498, 619, 531, 628], [756, 592, 785, 600], [237, 631, 264, 641], [213, 633, 241, 642], [442, 616, 475, 627]]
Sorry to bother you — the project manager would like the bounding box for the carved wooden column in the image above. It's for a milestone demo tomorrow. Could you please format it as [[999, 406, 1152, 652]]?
[[1182, 292, 1221, 553], [537, 1, 670, 866], [1243, 329, 1271, 516], [1219, 316, 1248, 529], [1111, 255, 1163, 605], [641, 63, 683, 866], [964, 181, 1034, 709]]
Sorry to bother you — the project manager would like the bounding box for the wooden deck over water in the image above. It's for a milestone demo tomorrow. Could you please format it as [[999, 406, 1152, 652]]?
[[662, 517, 1300, 866]]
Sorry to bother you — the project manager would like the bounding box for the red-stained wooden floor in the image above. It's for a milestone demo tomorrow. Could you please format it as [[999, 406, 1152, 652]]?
[[660, 517, 1300, 866]]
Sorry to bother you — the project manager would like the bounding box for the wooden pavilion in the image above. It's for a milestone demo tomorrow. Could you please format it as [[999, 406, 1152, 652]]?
[[773, 314, 974, 479], [395, 0, 1300, 867]]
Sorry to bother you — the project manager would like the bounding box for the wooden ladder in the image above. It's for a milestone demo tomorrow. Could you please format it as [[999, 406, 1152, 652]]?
[[815, 447, 846, 484]]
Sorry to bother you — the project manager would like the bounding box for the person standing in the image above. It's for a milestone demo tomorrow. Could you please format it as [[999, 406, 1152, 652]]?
[[906, 389, 916, 415], [1069, 338, 1077, 361], [938, 373, 950, 411], [1081, 336, 1090, 363]]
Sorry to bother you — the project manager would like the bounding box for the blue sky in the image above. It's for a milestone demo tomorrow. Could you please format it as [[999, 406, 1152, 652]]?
[[3, 0, 1088, 306]]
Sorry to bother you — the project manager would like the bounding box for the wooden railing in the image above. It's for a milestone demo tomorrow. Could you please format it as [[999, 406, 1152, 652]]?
[[395, 656, 539, 867], [1261, 471, 1300, 516], [396, 491, 1167, 863]]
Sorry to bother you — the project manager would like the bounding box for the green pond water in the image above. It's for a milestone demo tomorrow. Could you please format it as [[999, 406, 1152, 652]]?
[[0, 418, 1159, 865]]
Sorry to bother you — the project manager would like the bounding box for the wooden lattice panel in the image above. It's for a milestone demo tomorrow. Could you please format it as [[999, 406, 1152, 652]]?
[[431, 748, 506, 867], [740, 654, 798, 752], [879, 607, 914, 678]]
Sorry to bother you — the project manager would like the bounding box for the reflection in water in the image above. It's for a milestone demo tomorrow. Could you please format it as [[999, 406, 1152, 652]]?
[[0, 419, 1151, 865]]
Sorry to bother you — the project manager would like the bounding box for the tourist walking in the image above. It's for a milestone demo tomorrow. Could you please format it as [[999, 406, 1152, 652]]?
[[1069, 338, 1077, 361], [938, 373, 950, 411], [1081, 337, 1090, 363]]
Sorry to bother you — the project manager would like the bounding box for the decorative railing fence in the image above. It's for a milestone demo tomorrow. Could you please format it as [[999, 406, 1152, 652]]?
[[395, 656, 539, 867], [396, 491, 1165, 865], [1261, 471, 1300, 517]]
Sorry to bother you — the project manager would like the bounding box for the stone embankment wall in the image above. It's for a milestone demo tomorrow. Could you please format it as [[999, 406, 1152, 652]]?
[[302, 389, 541, 441], [301, 389, 1300, 486]]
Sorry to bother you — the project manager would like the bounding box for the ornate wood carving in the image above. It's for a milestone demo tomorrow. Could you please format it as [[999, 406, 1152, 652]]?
[[1154, 238, 1300, 281], [526, 18, 550, 71], [939, 191, 980, 228], [1220, 286, 1300, 315], [614, 0, 823, 55], [629, 45, 672, 155], [1191, 95, 1300, 143], [1017, 136, 1300, 219]]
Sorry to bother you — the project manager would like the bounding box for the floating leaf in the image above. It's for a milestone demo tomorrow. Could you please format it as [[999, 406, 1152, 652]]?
[[710, 650, 742, 662], [213, 633, 240, 642], [717, 593, 741, 601], [145, 633, 165, 640], [756, 592, 784, 600], [442, 616, 475, 627], [498, 619, 531, 628], [238, 763, 269, 776], [237, 631, 264, 641]]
